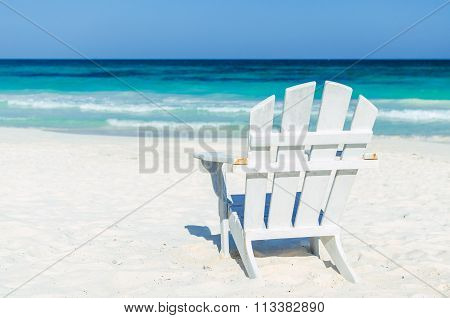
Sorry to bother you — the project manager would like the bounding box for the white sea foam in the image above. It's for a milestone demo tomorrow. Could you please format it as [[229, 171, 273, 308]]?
[[0, 93, 177, 113], [196, 106, 250, 113], [373, 98, 450, 109], [78, 104, 177, 113], [106, 119, 237, 129], [1, 93, 449, 124], [0, 92, 251, 113], [0, 116, 27, 121], [378, 109, 450, 122]]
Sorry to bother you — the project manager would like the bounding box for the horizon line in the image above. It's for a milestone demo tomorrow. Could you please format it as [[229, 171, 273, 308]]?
[[0, 57, 449, 61]]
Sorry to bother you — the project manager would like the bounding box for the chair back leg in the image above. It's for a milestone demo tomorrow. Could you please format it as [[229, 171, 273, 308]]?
[[309, 237, 320, 258], [321, 235, 358, 283]]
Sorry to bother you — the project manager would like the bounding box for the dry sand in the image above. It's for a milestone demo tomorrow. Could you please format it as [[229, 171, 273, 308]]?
[[0, 128, 449, 297]]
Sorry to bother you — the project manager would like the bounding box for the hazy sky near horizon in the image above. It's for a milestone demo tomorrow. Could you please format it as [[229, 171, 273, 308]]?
[[1, 0, 449, 59]]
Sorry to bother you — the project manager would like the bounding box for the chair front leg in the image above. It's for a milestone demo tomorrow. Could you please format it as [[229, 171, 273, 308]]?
[[219, 214, 229, 257], [201, 160, 230, 257]]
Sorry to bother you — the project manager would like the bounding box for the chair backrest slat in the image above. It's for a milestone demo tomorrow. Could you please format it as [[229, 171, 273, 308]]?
[[267, 82, 315, 228], [294, 81, 352, 227], [321, 96, 378, 225], [244, 96, 274, 229]]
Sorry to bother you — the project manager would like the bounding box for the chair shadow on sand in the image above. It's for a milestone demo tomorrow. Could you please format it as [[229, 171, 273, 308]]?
[[185, 225, 338, 276]]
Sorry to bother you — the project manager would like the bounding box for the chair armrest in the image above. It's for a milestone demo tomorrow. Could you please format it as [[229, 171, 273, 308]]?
[[363, 152, 380, 160], [193, 152, 248, 165], [193, 152, 231, 218]]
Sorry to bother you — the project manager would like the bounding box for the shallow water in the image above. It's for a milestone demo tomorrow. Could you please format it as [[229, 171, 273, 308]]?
[[0, 59, 449, 136]]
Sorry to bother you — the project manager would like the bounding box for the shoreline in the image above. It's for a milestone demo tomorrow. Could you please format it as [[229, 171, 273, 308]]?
[[3, 125, 450, 142]]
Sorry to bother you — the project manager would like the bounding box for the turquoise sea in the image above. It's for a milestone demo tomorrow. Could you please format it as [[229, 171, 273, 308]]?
[[0, 59, 449, 136]]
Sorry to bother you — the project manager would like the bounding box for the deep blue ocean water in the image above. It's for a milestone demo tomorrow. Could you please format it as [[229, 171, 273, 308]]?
[[0, 59, 449, 136]]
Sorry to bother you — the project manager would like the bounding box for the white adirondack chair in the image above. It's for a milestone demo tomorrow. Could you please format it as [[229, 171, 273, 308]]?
[[194, 81, 378, 282]]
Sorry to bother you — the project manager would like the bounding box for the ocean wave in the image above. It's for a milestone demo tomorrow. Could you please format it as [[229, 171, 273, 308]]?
[[6, 100, 177, 113], [1, 93, 449, 124], [79, 104, 177, 113], [0, 116, 27, 121], [0, 93, 178, 113], [106, 119, 241, 129], [0, 92, 259, 114], [378, 110, 450, 122], [373, 98, 450, 108]]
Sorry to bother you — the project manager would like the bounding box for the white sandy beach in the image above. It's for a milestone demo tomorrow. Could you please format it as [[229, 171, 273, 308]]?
[[0, 127, 449, 297]]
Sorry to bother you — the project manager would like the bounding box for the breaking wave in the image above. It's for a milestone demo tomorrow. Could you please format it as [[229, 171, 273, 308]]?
[[0, 92, 449, 127]]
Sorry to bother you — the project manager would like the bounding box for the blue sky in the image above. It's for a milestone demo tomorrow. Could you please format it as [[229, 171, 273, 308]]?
[[1, 0, 449, 59]]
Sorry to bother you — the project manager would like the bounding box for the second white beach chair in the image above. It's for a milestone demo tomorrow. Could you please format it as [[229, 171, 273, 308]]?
[[194, 81, 378, 282]]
